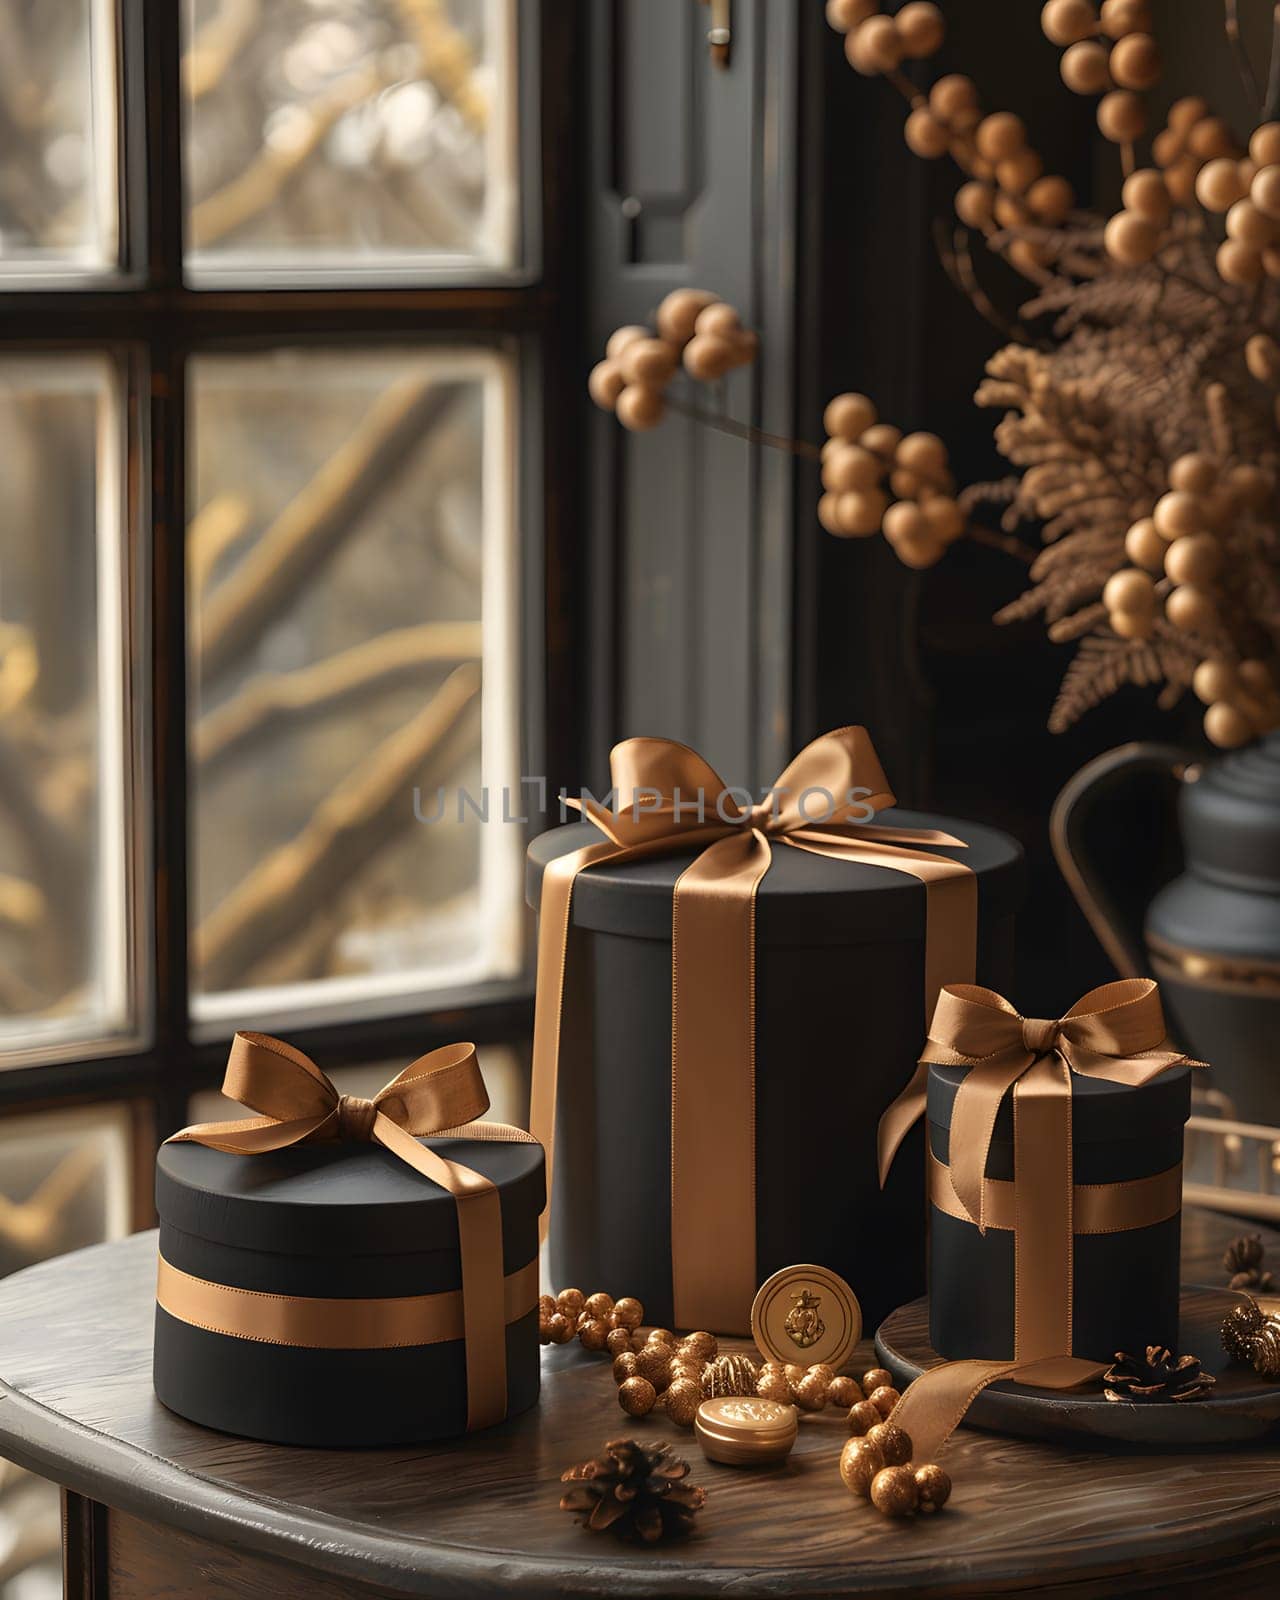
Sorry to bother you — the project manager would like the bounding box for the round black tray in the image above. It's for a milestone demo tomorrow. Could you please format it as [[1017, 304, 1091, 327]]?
[[875, 1285, 1280, 1447]]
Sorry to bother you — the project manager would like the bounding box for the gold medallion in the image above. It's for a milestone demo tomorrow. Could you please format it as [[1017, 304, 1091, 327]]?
[[750, 1264, 862, 1372]]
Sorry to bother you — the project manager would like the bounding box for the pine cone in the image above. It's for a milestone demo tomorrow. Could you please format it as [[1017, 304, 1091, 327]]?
[[701, 1354, 759, 1398], [1223, 1234, 1275, 1293], [1103, 1345, 1216, 1403], [559, 1438, 706, 1543], [1221, 1297, 1265, 1364]]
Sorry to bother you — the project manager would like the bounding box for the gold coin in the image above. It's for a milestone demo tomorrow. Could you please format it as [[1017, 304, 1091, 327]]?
[[750, 1263, 862, 1373]]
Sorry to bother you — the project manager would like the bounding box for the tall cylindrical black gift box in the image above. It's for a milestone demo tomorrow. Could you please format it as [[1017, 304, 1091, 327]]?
[[154, 1136, 544, 1447], [527, 807, 1023, 1332], [926, 1061, 1192, 1360]]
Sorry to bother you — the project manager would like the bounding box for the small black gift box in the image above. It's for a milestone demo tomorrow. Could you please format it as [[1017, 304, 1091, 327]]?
[[153, 1035, 544, 1448], [927, 1057, 1192, 1362]]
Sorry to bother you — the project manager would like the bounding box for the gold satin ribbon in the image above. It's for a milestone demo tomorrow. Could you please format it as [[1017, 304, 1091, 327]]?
[[927, 1149, 1183, 1235], [166, 1033, 539, 1431], [878, 978, 1199, 1459], [530, 726, 978, 1333], [156, 1256, 540, 1350]]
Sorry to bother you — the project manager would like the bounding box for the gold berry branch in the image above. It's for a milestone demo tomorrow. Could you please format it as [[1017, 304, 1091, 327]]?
[[589, 2, 1280, 751]]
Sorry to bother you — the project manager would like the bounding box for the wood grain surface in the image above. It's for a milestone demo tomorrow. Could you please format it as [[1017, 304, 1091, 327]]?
[[0, 1211, 1278, 1598]]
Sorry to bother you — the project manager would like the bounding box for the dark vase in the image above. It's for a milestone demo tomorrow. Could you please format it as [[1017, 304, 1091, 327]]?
[[1052, 732, 1280, 1125]]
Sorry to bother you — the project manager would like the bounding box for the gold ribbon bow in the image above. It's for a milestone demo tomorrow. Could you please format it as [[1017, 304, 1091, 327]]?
[[166, 1033, 539, 1431], [878, 978, 1199, 1460], [530, 725, 978, 1333]]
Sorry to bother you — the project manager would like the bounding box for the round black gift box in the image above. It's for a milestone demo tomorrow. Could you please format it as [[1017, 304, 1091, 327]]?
[[153, 1135, 544, 1447], [926, 1061, 1192, 1361], [527, 808, 1023, 1332]]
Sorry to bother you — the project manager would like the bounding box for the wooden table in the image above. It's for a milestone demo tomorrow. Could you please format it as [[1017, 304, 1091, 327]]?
[[1, 1210, 1278, 1599]]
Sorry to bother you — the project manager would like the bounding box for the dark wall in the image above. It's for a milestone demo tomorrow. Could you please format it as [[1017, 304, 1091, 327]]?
[[791, 2, 1257, 1012]]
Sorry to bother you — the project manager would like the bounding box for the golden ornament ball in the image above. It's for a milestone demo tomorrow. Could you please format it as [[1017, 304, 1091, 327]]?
[[846, 1399, 883, 1436], [1168, 95, 1209, 133], [615, 385, 666, 431], [538, 1293, 556, 1320], [1226, 462, 1274, 508], [824, 0, 877, 34], [931, 74, 979, 122], [1028, 174, 1075, 223], [891, 467, 923, 500], [839, 1437, 886, 1498], [1205, 700, 1253, 749], [1227, 198, 1276, 249], [634, 1344, 673, 1391], [1168, 451, 1218, 494], [1153, 489, 1204, 539], [835, 488, 889, 536], [894, 535, 946, 571], [955, 180, 995, 229], [1254, 165, 1280, 221], [663, 1378, 703, 1427], [1164, 533, 1222, 587], [1246, 332, 1280, 380], [1197, 157, 1247, 213], [870, 1464, 919, 1517], [883, 499, 931, 545], [1218, 238, 1265, 285], [993, 191, 1028, 229], [1189, 116, 1237, 161], [905, 107, 951, 160], [1103, 566, 1157, 615], [619, 338, 678, 387], [866, 1384, 901, 1418], [827, 1375, 862, 1409], [1111, 609, 1155, 640], [1041, 0, 1098, 48], [924, 494, 966, 542], [1152, 127, 1182, 168], [579, 1319, 610, 1352], [1252, 122, 1280, 169], [679, 1330, 718, 1363], [557, 1288, 585, 1318], [861, 1367, 894, 1394], [584, 1291, 614, 1320], [858, 14, 905, 72], [588, 359, 626, 412], [683, 333, 737, 382], [612, 1350, 639, 1383], [611, 1296, 644, 1330], [1166, 583, 1217, 632], [1193, 658, 1237, 705], [862, 422, 903, 459], [1121, 168, 1168, 222], [693, 302, 741, 342], [756, 1369, 793, 1404], [1164, 157, 1198, 207], [823, 443, 881, 494], [824, 391, 877, 441], [604, 325, 649, 362], [914, 1463, 953, 1513], [618, 1376, 657, 1417], [896, 2, 945, 59], [1104, 210, 1158, 265], [1061, 40, 1111, 96], [1109, 32, 1160, 90], [817, 492, 846, 536], [975, 112, 1027, 163], [808, 1363, 837, 1383], [1100, 0, 1150, 36], [866, 1420, 914, 1466], [997, 149, 1044, 194], [606, 1327, 635, 1358], [656, 288, 718, 345], [547, 1312, 575, 1344], [1124, 517, 1165, 571], [792, 1372, 832, 1412], [1098, 90, 1146, 144]]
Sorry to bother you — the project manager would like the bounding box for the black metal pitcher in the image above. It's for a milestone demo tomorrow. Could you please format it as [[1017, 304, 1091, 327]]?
[[1052, 732, 1280, 1125]]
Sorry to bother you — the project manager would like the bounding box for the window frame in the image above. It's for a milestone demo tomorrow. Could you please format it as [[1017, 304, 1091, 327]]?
[[0, 0, 586, 1182]]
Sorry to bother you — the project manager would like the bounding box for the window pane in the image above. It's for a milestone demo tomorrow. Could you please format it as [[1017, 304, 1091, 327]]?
[[187, 346, 523, 1031], [0, 357, 138, 1066], [181, 0, 519, 284], [0, 0, 119, 280]]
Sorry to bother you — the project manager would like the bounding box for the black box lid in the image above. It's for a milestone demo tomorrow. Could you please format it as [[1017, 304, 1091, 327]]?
[[927, 1059, 1192, 1144], [525, 808, 1023, 946], [156, 1136, 545, 1258]]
